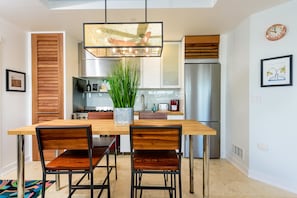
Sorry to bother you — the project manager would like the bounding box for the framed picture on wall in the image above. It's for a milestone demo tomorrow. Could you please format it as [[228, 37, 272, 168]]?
[[6, 69, 26, 92], [261, 55, 293, 87]]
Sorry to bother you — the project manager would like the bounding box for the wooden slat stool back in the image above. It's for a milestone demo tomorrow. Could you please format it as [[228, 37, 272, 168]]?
[[129, 124, 182, 198], [35, 125, 110, 198], [88, 112, 118, 179]]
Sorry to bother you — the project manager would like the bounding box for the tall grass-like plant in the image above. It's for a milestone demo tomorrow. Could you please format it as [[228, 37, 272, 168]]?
[[108, 61, 139, 108]]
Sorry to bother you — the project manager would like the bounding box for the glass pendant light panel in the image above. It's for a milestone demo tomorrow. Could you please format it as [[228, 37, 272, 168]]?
[[83, 22, 163, 57]]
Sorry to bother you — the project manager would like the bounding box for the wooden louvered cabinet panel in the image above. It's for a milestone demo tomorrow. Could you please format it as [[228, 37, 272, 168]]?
[[31, 33, 64, 161], [185, 35, 220, 59]]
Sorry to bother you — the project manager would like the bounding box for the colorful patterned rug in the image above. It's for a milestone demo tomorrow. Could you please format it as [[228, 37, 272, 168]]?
[[0, 180, 55, 198]]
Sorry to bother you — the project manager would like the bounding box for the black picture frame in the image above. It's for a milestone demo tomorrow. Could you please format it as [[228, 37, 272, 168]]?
[[261, 55, 293, 87], [6, 69, 26, 92]]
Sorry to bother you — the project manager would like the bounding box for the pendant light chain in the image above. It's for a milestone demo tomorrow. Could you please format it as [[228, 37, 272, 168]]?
[[105, 0, 107, 23], [145, 0, 147, 22], [105, 0, 147, 23]]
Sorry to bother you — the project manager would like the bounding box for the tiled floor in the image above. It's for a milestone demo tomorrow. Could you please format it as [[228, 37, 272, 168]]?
[[2, 155, 297, 198]]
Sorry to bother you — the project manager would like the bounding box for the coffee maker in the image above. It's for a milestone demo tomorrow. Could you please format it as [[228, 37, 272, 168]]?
[[170, 99, 179, 111]]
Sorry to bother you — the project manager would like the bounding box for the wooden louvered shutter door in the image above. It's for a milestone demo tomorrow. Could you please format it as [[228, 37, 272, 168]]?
[[31, 33, 64, 160]]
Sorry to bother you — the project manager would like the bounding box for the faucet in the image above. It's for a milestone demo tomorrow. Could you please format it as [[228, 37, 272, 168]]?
[[141, 94, 146, 111]]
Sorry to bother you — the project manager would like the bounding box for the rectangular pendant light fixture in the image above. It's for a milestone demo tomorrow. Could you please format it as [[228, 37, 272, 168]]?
[[83, 22, 163, 57]]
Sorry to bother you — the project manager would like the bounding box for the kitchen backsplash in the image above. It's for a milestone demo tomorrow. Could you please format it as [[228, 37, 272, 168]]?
[[86, 89, 183, 112]]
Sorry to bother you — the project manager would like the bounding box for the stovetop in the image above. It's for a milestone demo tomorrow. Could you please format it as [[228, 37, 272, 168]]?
[[83, 106, 113, 112], [72, 107, 113, 119]]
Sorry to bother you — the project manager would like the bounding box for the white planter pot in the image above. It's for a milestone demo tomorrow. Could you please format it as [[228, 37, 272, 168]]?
[[114, 107, 134, 125]]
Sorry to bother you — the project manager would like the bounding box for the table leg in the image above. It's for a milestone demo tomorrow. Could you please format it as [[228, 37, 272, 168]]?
[[203, 135, 210, 198], [17, 135, 24, 198], [189, 135, 194, 193], [55, 150, 60, 191]]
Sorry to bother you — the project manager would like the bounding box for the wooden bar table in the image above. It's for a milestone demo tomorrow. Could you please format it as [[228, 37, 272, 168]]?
[[8, 119, 216, 198]]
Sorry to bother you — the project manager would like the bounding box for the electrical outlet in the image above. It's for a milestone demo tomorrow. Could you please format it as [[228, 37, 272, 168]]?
[[251, 95, 262, 104], [257, 143, 269, 151]]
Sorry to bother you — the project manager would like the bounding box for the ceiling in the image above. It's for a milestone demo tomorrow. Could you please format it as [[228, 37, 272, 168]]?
[[0, 0, 291, 42], [43, 0, 218, 9]]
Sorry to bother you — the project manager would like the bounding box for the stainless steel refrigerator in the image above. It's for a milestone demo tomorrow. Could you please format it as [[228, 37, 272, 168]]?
[[184, 63, 221, 158]]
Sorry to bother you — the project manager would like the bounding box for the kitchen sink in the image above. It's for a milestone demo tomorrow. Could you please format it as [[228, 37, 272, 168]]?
[[138, 111, 167, 119]]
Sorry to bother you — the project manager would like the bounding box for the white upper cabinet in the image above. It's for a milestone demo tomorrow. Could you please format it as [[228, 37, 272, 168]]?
[[123, 57, 142, 87], [140, 42, 181, 88], [161, 42, 181, 88], [141, 57, 161, 88]]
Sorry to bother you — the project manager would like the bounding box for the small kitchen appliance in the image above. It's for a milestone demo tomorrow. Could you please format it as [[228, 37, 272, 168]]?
[[158, 103, 169, 111], [170, 99, 179, 111]]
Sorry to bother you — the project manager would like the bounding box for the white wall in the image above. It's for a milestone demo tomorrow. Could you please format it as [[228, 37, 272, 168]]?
[[219, 34, 228, 158], [225, 0, 297, 194], [224, 18, 250, 173], [0, 22, 79, 175], [0, 17, 29, 175], [249, 0, 297, 193], [65, 34, 79, 119]]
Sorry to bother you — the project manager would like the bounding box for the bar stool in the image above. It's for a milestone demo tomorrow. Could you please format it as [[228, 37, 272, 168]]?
[[129, 124, 182, 198], [35, 125, 110, 198]]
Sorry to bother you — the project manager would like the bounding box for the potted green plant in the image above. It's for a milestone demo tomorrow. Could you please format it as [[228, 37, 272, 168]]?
[[108, 61, 139, 125]]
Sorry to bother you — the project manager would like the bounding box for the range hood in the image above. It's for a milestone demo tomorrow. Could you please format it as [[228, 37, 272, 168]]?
[[78, 43, 121, 77]]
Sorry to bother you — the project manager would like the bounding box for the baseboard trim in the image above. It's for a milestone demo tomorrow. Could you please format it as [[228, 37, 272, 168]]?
[[0, 155, 31, 177], [249, 169, 297, 195]]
